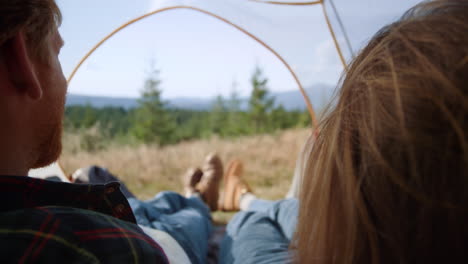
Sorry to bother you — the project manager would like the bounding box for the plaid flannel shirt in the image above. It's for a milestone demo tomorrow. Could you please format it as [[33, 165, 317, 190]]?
[[0, 175, 170, 263]]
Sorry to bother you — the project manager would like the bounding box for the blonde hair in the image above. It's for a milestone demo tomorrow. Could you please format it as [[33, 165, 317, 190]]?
[[0, 0, 62, 61], [296, 1, 468, 263]]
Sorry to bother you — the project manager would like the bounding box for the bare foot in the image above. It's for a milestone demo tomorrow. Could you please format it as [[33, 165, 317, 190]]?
[[197, 153, 223, 211], [219, 159, 252, 211], [183, 168, 203, 197]]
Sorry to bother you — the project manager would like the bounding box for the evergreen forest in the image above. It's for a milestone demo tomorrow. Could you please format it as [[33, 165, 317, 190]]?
[[64, 65, 311, 151]]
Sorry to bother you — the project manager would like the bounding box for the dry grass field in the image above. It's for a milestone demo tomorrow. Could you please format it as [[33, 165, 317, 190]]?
[[61, 128, 311, 220]]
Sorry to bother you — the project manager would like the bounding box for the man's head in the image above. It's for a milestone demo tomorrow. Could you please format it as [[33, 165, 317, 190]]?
[[0, 0, 66, 175]]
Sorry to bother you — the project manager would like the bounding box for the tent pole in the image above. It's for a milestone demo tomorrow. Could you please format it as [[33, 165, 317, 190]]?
[[321, 1, 349, 71]]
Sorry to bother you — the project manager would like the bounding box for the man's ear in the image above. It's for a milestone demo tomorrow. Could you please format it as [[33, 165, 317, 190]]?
[[3, 32, 42, 100]]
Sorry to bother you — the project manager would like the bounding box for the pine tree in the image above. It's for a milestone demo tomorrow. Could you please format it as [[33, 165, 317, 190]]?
[[248, 66, 275, 133], [131, 62, 175, 145], [226, 85, 248, 136], [270, 104, 289, 130], [210, 94, 228, 136]]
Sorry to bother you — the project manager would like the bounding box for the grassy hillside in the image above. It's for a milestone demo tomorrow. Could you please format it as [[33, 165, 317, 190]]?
[[61, 128, 311, 202]]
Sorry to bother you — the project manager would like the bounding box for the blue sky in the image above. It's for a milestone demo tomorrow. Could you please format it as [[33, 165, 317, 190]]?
[[56, 0, 421, 100]]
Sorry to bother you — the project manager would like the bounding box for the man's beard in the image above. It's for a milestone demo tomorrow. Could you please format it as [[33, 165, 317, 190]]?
[[30, 97, 65, 169], [31, 120, 63, 169]]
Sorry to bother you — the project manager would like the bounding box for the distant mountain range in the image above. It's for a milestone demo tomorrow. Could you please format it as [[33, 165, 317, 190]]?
[[66, 83, 336, 111]]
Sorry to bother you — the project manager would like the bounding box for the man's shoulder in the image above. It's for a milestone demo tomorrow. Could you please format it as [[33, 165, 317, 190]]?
[[0, 206, 170, 263]]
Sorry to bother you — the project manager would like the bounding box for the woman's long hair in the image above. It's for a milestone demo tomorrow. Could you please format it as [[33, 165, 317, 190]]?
[[296, 1, 468, 263]]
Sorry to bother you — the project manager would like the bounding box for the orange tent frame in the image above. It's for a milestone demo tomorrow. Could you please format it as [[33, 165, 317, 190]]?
[[47, 0, 349, 179], [67, 0, 349, 129]]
